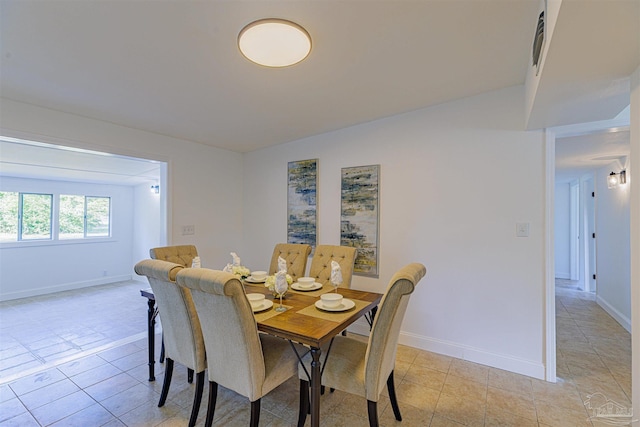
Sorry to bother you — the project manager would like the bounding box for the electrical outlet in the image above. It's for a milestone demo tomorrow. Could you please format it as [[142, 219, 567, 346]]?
[[182, 225, 195, 235], [516, 222, 530, 237]]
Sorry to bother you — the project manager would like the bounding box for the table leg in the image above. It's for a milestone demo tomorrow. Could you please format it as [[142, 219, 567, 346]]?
[[147, 298, 156, 382], [309, 347, 321, 427]]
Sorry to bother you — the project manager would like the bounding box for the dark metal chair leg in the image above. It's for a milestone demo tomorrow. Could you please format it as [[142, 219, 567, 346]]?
[[188, 371, 205, 427], [146, 298, 156, 381], [387, 370, 402, 421], [250, 399, 261, 427], [297, 379, 309, 427], [367, 400, 379, 427], [188, 368, 194, 383], [205, 381, 218, 427], [158, 358, 174, 407], [159, 335, 165, 363]]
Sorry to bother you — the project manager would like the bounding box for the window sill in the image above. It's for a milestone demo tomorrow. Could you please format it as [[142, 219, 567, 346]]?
[[0, 238, 116, 249]]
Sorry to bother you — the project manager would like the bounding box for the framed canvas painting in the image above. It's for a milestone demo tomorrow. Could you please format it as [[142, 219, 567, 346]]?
[[341, 164, 379, 277], [287, 159, 317, 248]]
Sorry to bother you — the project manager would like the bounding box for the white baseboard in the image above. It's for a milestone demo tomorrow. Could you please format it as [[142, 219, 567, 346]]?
[[400, 332, 545, 380], [0, 275, 133, 301], [596, 295, 631, 333], [347, 321, 545, 380], [555, 273, 571, 280]]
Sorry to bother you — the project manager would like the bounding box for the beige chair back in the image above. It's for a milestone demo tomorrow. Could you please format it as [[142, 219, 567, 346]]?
[[308, 245, 357, 288], [176, 268, 266, 401], [150, 245, 198, 267], [364, 263, 426, 401], [134, 259, 206, 373], [268, 243, 312, 281]]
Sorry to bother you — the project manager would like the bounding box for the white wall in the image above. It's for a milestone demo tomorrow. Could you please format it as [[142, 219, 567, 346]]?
[[1, 98, 244, 287], [629, 63, 639, 427], [595, 164, 631, 331], [0, 177, 134, 299], [132, 182, 161, 281], [554, 182, 571, 279], [242, 86, 547, 378]]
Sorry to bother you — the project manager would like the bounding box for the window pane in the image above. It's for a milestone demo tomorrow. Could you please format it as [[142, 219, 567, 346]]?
[[0, 192, 19, 242], [59, 195, 85, 239], [86, 197, 110, 237], [21, 193, 52, 240]]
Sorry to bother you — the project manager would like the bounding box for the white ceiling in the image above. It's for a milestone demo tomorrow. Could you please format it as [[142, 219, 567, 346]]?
[[556, 129, 630, 184], [0, 0, 638, 184]]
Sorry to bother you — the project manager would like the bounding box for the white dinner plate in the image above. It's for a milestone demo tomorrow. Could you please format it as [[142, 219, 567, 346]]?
[[252, 300, 273, 313], [245, 276, 266, 284], [291, 282, 323, 291], [314, 298, 355, 312]]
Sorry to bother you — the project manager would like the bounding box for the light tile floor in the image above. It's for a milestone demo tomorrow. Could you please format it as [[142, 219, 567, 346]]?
[[0, 280, 632, 426]]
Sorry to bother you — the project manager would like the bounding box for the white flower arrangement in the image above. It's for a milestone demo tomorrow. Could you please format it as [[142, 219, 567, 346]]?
[[264, 274, 293, 293], [231, 265, 251, 279]]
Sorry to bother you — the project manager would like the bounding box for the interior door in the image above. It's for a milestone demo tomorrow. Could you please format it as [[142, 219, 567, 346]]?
[[586, 179, 596, 292]]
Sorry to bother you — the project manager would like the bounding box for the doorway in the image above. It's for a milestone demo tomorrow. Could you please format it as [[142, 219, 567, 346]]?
[[0, 135, 168, 290]]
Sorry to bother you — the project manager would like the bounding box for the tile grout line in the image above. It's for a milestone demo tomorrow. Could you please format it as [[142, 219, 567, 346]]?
[[0, 332, 147, 386]]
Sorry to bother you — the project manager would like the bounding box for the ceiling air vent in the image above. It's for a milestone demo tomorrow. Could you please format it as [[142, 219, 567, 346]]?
[[532, 11, 544, 68]]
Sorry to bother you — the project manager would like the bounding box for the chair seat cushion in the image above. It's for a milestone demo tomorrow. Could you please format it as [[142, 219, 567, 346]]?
[[261, 334, 306, 396], [298, 336, 368, 399]]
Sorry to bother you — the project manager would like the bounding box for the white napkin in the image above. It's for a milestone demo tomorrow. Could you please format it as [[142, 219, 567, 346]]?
[[191, 256, 201, 268], [274, 270, 288, 294], [222, 263, 233, 273], [277, 256, 287, 273], [330, 260, 343, 286], [231, 252, 241, 267]]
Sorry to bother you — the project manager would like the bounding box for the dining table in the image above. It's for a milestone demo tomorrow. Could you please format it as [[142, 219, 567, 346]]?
[[141, 278, 382, 427]]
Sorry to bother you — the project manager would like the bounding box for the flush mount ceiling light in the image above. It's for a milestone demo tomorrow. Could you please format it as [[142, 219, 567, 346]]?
[[238, 19, 311, 67]]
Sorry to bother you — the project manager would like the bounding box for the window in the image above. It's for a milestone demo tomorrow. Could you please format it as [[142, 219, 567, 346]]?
[[85, 196, 110, 237], [20, 193, 53, 240], [59, 195, 111, 239], [0, 192, 111, 242], [0, 192, 19, 241], [59, 195, 85, 239]]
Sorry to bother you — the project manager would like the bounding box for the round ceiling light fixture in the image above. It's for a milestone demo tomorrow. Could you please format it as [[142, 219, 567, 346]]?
[[238, 19, 311, 67]]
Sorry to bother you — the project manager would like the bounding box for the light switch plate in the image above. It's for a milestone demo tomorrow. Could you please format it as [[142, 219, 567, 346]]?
[[516, 222, 530, 237], [182, 225, 195, 235]]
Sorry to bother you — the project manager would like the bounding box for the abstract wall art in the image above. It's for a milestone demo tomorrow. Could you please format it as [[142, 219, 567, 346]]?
[[287, 159, 317, 248], [340, 164, 379, 277]]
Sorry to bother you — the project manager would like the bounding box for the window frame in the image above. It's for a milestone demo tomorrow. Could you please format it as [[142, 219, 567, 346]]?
[[0, 191, 113, 245]]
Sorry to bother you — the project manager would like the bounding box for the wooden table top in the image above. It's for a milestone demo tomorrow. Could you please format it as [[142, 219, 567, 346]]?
[[244, 283, 383, 348]]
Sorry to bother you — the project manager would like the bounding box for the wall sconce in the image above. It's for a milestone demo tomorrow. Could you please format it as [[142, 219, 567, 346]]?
[[607, 170, 626, 189], [150, 185, 160, 194]]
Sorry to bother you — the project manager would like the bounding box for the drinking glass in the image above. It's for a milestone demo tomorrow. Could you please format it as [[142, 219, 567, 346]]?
[[274, 282, 288, 312]]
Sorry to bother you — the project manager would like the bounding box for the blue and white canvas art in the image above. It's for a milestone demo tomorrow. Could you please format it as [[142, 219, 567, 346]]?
[[287, 159, 317, 248], [341, 165, 379, 277]]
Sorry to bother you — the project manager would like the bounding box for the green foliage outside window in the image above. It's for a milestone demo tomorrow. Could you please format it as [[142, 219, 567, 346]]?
[[59, 195, 85, 239], [86, 197, 110, 237], [21, 193, 52, 240], [0, 192, 19, 241]]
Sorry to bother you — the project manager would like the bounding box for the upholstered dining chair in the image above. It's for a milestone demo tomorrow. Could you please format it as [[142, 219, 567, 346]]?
[[176, 268, 307, 427], [150, 244, 199, 368], [296, 263, 426, 427], [268, 243, 312, 281], [308, 244, 357, 288], [150, 244, 199, 268], [134, 259, 206, 427]]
